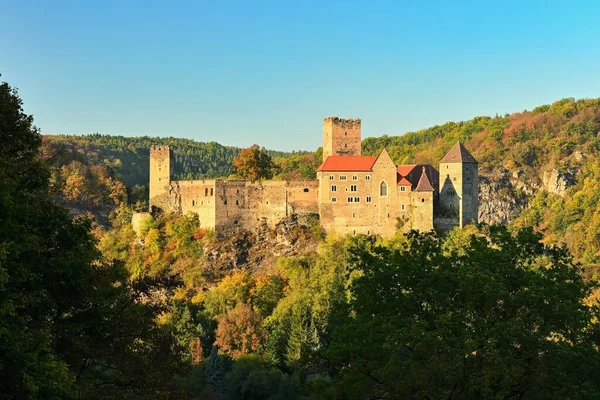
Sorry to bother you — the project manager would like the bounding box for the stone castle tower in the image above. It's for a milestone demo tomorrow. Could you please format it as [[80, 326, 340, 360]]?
[[438, 142, 479, 227], [322, 117, 362, 160], [149, 145, 172, 202]]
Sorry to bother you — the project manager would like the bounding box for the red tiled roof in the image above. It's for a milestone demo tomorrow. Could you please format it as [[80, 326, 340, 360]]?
[[317, 156, 378, 172], [397, 164, 416, 177], [398, 177, 412, 186]]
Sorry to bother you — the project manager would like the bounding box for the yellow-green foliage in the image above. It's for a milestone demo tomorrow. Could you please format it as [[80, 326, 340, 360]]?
[[514, 157, 600, 264]]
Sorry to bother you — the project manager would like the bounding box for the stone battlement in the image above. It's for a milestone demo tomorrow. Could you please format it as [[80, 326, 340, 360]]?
[[323, 116, 362, 128]]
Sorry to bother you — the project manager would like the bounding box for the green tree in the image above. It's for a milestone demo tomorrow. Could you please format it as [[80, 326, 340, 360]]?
[[0, 79, 95, 398], [205, 346, 226, 394], [322, 228, 600, 399]]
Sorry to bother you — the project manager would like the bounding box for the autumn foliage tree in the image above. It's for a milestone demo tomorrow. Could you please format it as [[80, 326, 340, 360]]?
[[232, 144, 274, 181], [214, 303, 266, 358]]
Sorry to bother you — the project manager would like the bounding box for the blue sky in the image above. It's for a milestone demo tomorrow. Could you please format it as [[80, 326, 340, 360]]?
[[1, 0, 600, 151]]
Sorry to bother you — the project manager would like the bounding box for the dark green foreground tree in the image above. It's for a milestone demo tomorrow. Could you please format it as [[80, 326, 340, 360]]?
[[0, 80, 185, 399], [322, 228, 600, 399]]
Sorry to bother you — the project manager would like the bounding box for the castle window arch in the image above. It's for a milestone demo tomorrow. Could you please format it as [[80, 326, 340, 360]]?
[[380, 181, 388, 197], [303, 188, 309, 192]]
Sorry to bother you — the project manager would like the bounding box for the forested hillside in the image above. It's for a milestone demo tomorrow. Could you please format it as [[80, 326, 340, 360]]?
[[43, 134, 294, 187]]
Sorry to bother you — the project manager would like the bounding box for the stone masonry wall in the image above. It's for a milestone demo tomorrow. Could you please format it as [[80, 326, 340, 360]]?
[[323, 117, 362, 159]]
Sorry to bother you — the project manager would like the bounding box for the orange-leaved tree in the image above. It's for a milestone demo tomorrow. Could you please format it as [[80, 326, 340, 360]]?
[[232, 144, 274, 182]]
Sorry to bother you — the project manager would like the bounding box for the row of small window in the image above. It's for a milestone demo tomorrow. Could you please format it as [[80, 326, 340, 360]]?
[[331, 196, 373, 203], [329, 175, 371, 181], [330, 184, 359, 192]]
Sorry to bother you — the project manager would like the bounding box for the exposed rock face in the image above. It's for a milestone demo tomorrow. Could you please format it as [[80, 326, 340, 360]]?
[[541, 168, 576, 196], [478, 169, 539, 225], [479, 164, 579, 225], [201, 215, 319, 279]]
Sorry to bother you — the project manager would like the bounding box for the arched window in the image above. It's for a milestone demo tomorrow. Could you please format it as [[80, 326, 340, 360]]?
[[380, 181, 388, 196]]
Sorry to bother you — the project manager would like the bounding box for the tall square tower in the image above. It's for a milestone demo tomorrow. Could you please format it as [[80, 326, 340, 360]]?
[[322, 117, 361, 161]]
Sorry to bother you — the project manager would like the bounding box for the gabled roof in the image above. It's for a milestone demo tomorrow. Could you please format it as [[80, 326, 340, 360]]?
[[317, 155, 378, 172], [398, 177, 412, 186], [397, 164, 416, 177], [440, 142, 478, 164], [415, 167, 435, 192]]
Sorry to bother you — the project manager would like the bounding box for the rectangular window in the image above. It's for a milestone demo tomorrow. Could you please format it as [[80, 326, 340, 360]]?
[[340, 175, 347, 181], [365, 175, 371, 181], [401, 204, 405, 210], [329, 175, 334, 181], [210, 188, 214, 196], [352, 175, 358, 181], [447, 189, 455, 196], [331, 197, 337, 203], [347, 197, 353, 203], [366, 196, 372, 203], [400, 186, 406, 192], [331, 185, 337, 192], [205, 188, 208, 196], [354, 197, 360, 202], [350, 184, 357, 192]]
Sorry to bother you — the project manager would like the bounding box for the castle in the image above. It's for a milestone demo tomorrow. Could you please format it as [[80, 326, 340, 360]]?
[[148, 117, 479, 236]]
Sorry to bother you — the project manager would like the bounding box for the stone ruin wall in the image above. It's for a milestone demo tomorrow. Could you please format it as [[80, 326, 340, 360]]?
[[177, 180, 217, 229], [150, 178, 318, 235], [214, 180, 318, 234]]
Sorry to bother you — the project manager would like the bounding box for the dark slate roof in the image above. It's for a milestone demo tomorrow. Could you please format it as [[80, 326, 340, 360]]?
[[440, 142, 478, 164], [415, 166, 435, 192]]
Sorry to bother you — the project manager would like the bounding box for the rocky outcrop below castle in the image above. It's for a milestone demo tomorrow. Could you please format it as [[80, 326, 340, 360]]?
[[200, 215, 320, 279]]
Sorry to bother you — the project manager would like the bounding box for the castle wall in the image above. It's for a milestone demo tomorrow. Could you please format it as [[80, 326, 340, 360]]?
[[178, 180, 217, 229], [323, 117, 362, 159], [285, 181, 319, 215], [213, 180, 319, 235]]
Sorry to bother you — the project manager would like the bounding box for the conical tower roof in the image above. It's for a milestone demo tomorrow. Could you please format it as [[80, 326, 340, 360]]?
[[440, 142, 478, 164], [415, 166, 435, 192]]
